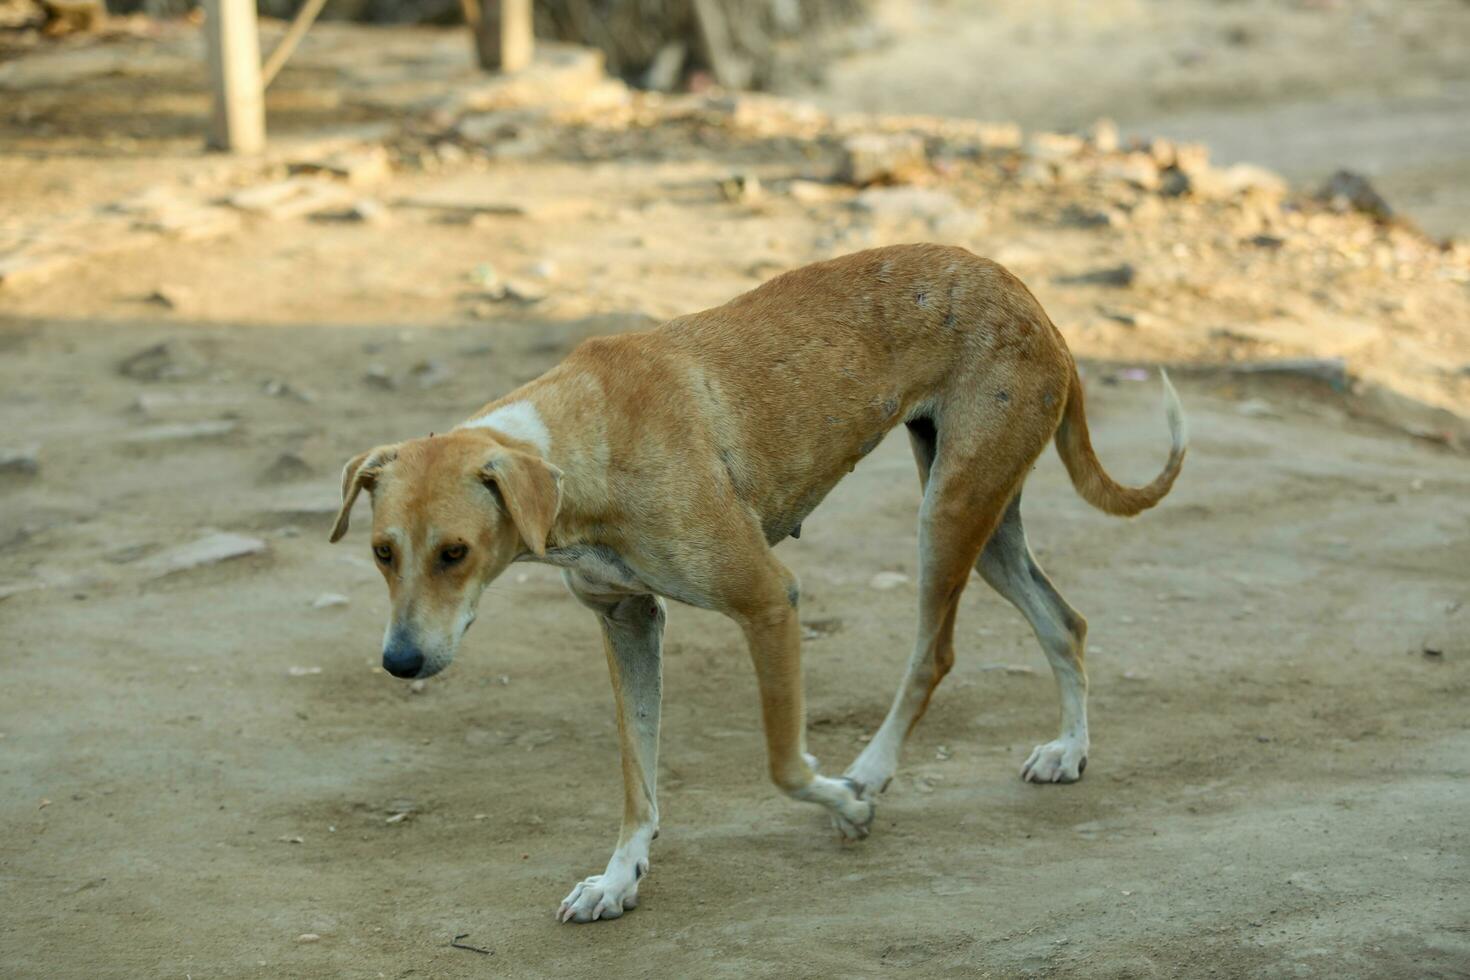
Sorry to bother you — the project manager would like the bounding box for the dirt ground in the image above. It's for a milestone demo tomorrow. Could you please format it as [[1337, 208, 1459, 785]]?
[[2, 4, 1470, 978]]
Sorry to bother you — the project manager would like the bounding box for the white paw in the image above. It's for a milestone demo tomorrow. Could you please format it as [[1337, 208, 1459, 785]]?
[[1021, 738, 1088, 783], [556, 865, 645, 924], [829, 777, 877, 841]]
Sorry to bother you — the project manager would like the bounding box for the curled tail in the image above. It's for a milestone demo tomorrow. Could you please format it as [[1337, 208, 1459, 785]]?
[[1054, 365, 1187, 517]]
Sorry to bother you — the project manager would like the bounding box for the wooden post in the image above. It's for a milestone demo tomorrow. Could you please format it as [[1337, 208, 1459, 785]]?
[[204, 0, 265, 154], [472, 0, 533, 73]]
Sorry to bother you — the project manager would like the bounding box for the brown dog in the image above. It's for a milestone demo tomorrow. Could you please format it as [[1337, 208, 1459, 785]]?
[[330, 243, 1186, 922]]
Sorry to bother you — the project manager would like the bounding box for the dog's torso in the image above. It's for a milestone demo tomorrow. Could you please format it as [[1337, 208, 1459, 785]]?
[[469, 244, 1072, 601]]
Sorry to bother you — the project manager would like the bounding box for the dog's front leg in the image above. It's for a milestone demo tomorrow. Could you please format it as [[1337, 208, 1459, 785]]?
[[731, 563, 876, 842], [559, 579, 664, 923]]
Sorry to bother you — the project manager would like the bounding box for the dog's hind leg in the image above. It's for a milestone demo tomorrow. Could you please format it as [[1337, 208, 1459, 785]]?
[[977, 492, 1090, 783], [558, 574, 666, 923], [844, 426, 1022, 799]]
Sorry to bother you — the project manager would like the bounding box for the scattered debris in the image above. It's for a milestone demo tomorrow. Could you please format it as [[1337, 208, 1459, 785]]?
[[0, 446, 40, 477], [262, 379, 317, 402], [345, 198, 391, 225], [137, 532, 266, 579], [840, 133, 927, 187], [145, 284, 194, 312], [118, 340, 209, 382], [450, 933, 492, 956], [1235, 398, 1281, 419], [363, 364, 397, 390], [801, 617, 843, 641], [718, 173, 763, 204], [229, 178, 355, 221], [1057, 263, 1136, 288], [1317, 170, 1393, 221], [502, 279, 548, 303], [124, 420, 238, 444], [869, 571, 909, 591], [410, 358, 453, 389], [289, 146, 392, 187]]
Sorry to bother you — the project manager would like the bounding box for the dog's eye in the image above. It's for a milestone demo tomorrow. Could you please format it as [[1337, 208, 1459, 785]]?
[[440, 544, 468, 565], [373, 543, 393, 564]]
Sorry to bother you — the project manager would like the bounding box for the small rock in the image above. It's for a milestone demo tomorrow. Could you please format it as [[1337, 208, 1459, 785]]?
[[297, 933, 320, 943], [787, 180, 836, 204], [311, 593, 349, 609], [263, 452, 313, 483], [1097, 307, 1138, 328], [840, 133, 927, 186], [1317, 169, 1392, 221], [146, 284, 193, 311], [288, 146, 392, 187], [346, 198, 391, 226], [979, 663, 1036, 675], [410, 358, 452, 389], [408, 679, 427, 694], [800, 617, 843, 640], [1025, 132, 1086, 162], [0, 446, 40, 477], [718, 173, 762, 204], [1089, 118, 1119, 154], [1097, 153, 1160, 190], [262, 379, 317, 402], [363, 364, 396, 390], [502, 279, 547, 303], [1235, 398, 1280, 419], [288, 666, 323, 676], [229, 178, 354, 221], [1057, 263, 1136, 288], [118, 340, 209, 382], [869, 571, 909, 591], [138, 532, 266, 579], [528, 259, 558, 280], [124, 420, 238, 444]]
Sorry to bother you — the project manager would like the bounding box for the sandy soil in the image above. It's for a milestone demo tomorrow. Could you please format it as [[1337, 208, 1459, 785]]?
[[2, 8, 1469, 979], [2, 318, 1467, 978]]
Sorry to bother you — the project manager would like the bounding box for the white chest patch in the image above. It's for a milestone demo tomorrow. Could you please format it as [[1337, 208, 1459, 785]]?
[[459, 401, 551, 454]]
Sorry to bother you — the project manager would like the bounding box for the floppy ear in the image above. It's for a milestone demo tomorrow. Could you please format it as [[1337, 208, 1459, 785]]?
[[329, 445, 398, 543], [481, 449, 563, 557]]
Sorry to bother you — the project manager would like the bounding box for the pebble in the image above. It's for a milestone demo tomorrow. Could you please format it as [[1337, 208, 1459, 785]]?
[[297, 933, 321, 943], [311, 593, 349, 609], [363, 364, 396, 389], [0, 446, 40, 477], [840, 133, 927, 186], [869, 571, 909, 591], [408, 679, 427, 694], [1058, 263, 1136, 288], [138, 532, 266, 579], [146, 284, 193, 311], [410, 358, 453, 389], [288, 666, 323, 676], [123, 420, 238, 443]]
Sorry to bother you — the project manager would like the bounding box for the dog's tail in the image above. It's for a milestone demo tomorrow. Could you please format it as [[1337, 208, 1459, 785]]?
[[1054, 364, 1187, 517]]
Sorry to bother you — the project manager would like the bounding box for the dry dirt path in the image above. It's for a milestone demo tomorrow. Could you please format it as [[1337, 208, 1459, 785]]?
[[1, 316, 1466, 978]]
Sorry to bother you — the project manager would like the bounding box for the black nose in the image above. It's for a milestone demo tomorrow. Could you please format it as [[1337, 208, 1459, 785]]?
[[382, 642, 425, 679]]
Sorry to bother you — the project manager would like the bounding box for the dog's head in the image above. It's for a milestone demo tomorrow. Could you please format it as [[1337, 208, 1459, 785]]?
[[328, 429, 562, 679]]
